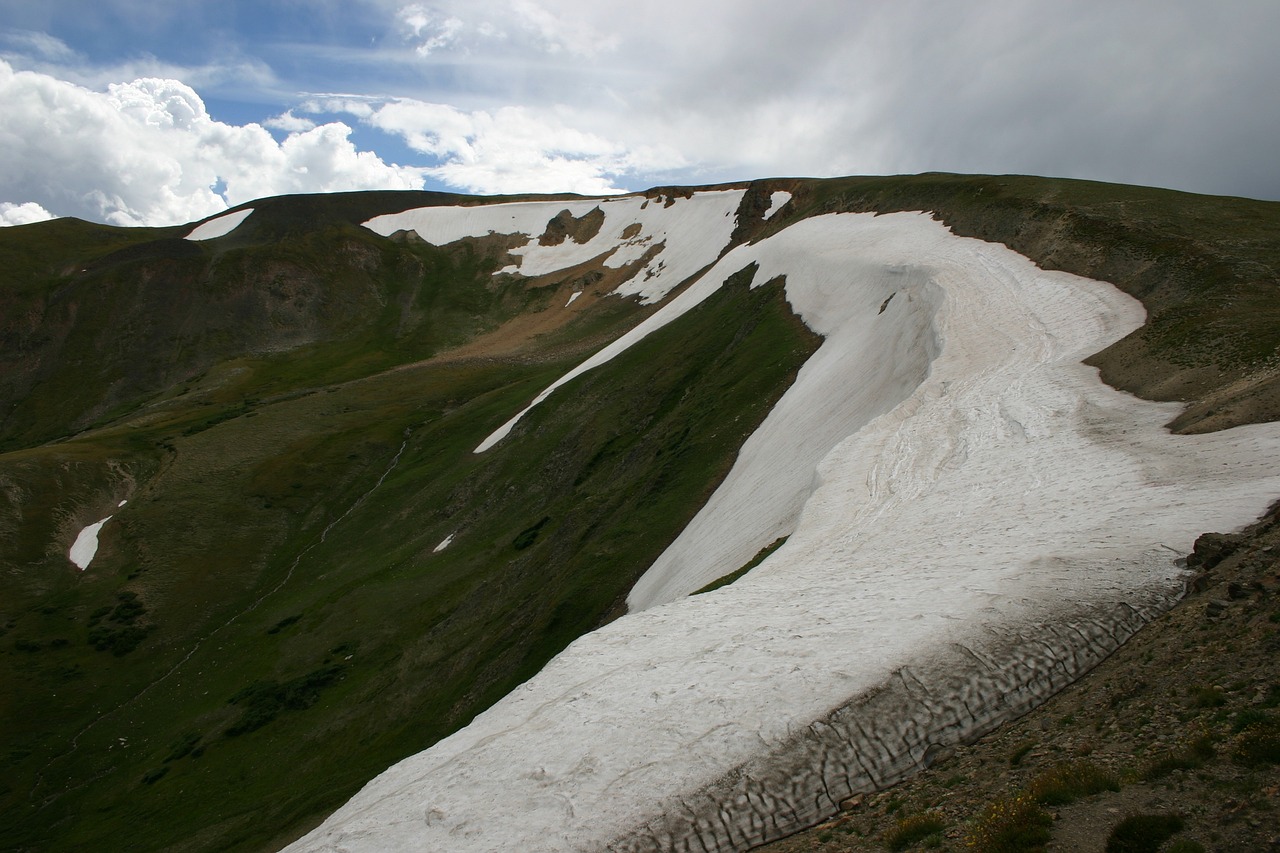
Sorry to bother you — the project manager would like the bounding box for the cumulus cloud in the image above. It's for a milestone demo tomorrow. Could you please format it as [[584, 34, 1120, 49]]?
[[0, 201, 55, 226], [0, 59, 425, 226]]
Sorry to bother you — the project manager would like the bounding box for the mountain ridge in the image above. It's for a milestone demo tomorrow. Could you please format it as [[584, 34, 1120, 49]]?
[[0, 174, 1277, 852]]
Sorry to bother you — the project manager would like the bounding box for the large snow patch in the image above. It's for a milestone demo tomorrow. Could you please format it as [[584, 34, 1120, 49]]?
[[287, 212, 1280, 853], [363, 190, 744, 304]]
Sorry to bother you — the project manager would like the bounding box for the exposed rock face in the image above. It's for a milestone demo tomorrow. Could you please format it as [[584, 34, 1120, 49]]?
[[539, 207, 606, 246], [1187, 531, 1246, 571]]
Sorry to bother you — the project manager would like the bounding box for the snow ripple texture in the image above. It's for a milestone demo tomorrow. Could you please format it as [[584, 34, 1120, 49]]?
[[286, 212, 1280, 853]]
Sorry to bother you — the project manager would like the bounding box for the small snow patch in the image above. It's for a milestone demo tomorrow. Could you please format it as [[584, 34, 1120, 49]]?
[[118, 499, 128, 507], [70, 516, 113, 570], [762, 191, 792, 221], [433, 533, 455, 553], [565, 291, 582, 307], [185, 208, 254, 241]]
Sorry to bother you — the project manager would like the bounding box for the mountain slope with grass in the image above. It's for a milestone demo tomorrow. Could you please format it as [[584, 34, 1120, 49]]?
[[0, 175, 1277, 853]]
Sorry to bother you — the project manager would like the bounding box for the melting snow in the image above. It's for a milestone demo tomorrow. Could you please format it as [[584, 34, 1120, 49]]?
[[69, 515, 112, 570], [363, 191, 744, 305], [433, 533, 455, 553], [762, 190, 791, 220], [565, 291, 582, 307], [184, 208, 253, 241], [289, 212, 1280, 853], [470, 243, 754, 452]]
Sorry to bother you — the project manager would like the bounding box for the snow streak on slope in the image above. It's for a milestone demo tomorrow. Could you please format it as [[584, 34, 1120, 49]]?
[[469, 243, 759, 452], [184, 208, 253, 240], [288, 213, 1280, 853], [364, 190, 744, 304]]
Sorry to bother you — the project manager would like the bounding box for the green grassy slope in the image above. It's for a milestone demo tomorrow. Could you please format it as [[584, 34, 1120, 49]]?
[[0, 190, 821, 851]]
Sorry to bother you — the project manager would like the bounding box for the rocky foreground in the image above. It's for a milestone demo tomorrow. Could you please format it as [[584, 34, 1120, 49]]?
[[757, 504, 1280, 853]]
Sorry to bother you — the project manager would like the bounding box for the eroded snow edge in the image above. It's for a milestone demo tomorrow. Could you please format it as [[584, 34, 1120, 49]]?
[[609, 587, 1177, 851]]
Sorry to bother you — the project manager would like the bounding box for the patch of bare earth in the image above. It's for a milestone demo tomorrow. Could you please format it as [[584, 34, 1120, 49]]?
[[387, 237, 668, 371]]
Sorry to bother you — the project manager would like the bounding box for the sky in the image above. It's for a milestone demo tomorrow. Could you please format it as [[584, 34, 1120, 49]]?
[[1, 0, 1278, 227]]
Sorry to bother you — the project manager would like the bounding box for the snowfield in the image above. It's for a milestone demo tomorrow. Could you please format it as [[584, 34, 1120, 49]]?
[[289, 210, 1280, 852], [363, 190, 744, 304]]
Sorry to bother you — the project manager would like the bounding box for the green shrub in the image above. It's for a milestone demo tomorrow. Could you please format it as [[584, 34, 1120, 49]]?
[[1232, 708, 1274, 732], [225, 664, 344, 736], [1008, 740, 1036, 766], [1142, 754, 1200, 780], [87, 623, 152, 656], [1165, 840, 1205, 853], [266, 613, 302, 635], [1233, 718, 1280, 767], [1189, 686, 1226, 708], [1027, 759, 1119, 806], [1143, 729, 1215, 779], [163, 732, 202, 763], [886, 812, 944, 851], [140, 767, 169, 786], [965, 793, 1052, 853], [1104, 813, 1184, 853], [86, 590, 153, 655]]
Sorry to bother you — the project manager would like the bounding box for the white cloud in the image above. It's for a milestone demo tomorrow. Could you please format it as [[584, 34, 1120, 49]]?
[[107, 77, 205, 129], [507, 0, 618, 57], [0, 59, 426, 226], [0, 201, 55, 226], [389, 1, 616, 61], [265, 109, 318, 133], [0, 29, 77, 62], [397, 4, 464, 56]]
